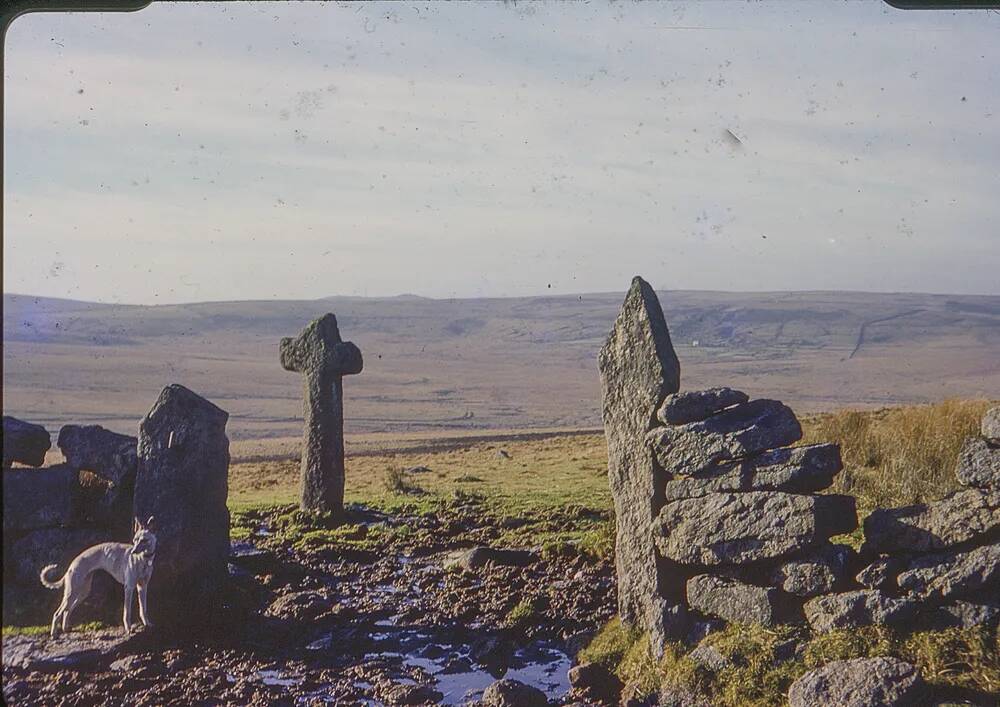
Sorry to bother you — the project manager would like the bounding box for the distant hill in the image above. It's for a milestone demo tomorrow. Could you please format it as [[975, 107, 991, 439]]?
[[3, 289, 998, 440]]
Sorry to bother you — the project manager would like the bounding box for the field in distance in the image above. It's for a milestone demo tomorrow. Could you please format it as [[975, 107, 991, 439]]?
[[3, 289, 999, 440]]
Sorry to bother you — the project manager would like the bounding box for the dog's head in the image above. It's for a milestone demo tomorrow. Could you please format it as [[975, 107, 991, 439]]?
[[132, 516, 157, 557]]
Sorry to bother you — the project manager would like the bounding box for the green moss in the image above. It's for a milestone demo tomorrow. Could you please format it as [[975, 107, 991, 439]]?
[[2, 621, 110, 637]]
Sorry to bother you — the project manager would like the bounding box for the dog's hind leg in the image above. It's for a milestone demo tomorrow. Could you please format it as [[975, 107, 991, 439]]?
[[60, 573, 92, 635], [51, 601, 66, 638]]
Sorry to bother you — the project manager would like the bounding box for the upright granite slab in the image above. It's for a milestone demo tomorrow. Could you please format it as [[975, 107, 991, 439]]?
[[598, 276, 681, 642], [134, 384, 230, 624]]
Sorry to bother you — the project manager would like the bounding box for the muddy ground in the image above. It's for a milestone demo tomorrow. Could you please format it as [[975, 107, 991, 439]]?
[[2, 496, 616, 706]]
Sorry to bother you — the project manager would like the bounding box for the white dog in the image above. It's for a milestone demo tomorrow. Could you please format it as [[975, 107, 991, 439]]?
[[40, 517, 157, 637]]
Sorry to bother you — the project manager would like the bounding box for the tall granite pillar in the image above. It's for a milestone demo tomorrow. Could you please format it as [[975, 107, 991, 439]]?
[[598, 276, 683, 653]]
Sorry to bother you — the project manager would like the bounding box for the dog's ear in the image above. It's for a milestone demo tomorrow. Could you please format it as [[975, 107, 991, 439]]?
[[145, 516, 155, 529]]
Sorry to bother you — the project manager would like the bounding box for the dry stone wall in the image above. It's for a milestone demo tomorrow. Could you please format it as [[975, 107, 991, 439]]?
[[600, 279, 1000, 658], [2, 385, 231, 624]]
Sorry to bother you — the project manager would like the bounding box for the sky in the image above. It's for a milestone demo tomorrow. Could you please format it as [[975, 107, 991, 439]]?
[[3, 1, 999, 304]]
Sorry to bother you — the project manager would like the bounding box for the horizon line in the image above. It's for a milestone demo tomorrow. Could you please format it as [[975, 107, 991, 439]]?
[[4, 284, 1000, 309]]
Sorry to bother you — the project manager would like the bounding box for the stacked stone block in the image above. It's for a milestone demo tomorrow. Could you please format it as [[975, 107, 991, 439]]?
[[650, 389, 858, 634]]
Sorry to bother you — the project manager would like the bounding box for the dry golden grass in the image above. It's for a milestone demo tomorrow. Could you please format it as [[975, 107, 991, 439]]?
[[801, 398, 994, 516]]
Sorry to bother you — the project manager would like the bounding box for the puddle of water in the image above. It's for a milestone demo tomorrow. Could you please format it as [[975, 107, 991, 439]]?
[[256, 669, 300, 688]]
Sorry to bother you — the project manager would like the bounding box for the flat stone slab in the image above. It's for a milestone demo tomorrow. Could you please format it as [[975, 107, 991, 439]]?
[[662, 443, 842, 501], [862, 488, 1000, 555], [648, 399, 802, 476], [2, 416, 51, 468], [2, 464, 78, 532], [686, 574, 788, 626], [788, 657, 925, 707], [955, 436, 999, 489], [655, 491, 857, 566], [983, 406, 1000, 442], [896, 542, 999, 602], [803, 590, 914, 633], [656, 387, 748, 425], [770, 543, 854, 598], [1, 628, 156, 672]]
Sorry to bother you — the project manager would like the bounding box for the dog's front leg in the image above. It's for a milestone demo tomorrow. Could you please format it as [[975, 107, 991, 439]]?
[[123, 582, 136, 633], [137, 582, 154, 628]]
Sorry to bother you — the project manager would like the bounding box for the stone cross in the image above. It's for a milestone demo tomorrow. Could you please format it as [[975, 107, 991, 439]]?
[[598, 276, 681, 656], [281, 313, 363, 516]]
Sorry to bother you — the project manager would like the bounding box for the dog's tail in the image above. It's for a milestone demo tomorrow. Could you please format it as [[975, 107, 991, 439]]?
[[39, 564, 65, 589]]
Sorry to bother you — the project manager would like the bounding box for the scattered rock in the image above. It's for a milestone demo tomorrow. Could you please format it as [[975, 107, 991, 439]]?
[[2, 416, 51, 469], [134, 384, 231, 624], [568, 661, 623, 704], [862, 488, 1000, 555], [656, 491, 857, 565], [896, 543, 999, 602], [2, 464, 79, 532], [404, 465, 432, 474], [658, 686, 713, 707], [648, 399, 802, 476], [686, 574, 790, 626], [264, 590, 332, 622], [803, 590, 914, 633], [788, 657, 925, 707], [598, 276, 680, 640], [662, 443, 842, 500], [915, 600, 1000, 630], [447, 546, 538, 570], [856, 554, 906, 591], [381, 682, 443, 705], [469, 635, 515, 670], [955, 436, 999, 489], [688, 642, 730, 672], [481, 678, 548, 707], [982, 406, 1000, 442], [496, 449, 512, 460], [770, 543, 855, 597], [656, 387, 749, 425]]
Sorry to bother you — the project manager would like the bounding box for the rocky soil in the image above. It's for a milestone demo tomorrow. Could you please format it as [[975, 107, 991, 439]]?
[[2, 497, 616, 706]]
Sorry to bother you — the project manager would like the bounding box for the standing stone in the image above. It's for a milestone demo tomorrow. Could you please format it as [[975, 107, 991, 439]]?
[[2, 416, 51, 468], [598, 277, 681, 644], [281, 314, 363, 517], [134, 384, 230, 623]]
